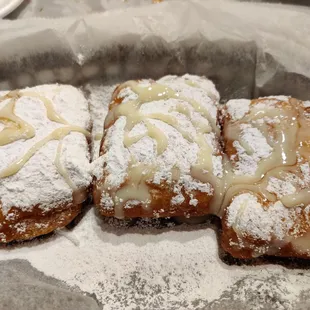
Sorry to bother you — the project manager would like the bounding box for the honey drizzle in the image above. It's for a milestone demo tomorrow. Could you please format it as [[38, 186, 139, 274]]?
[[104, 80, 221, 218]]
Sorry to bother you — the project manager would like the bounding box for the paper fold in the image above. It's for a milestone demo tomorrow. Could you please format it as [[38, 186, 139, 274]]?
[[0, 0, 309, 100]]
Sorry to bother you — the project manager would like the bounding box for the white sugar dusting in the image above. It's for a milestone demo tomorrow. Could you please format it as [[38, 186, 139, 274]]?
[[224, 96, 310, 259], [97, 75, 221, 208], [267, 177, 296, 198], [232, 124, 272, 176], [1, 208, 310, 309], [259, 95, 290, 101], [97, 116, 130, 189], [226, 99, 251, 120], [158, 74, 219, 120], [0, 84, 91, 216], [239, 124, 272, 159], [227, 193, 293, 241], [300, 163, 310, 185], [212, 155, 223, 177], [304, 101, 310, 108]]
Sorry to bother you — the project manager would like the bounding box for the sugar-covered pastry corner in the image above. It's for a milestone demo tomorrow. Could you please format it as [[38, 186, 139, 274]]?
[[0, 84, 92, 243], [92, 74, 224, 219], [220, 96, 310, 259]]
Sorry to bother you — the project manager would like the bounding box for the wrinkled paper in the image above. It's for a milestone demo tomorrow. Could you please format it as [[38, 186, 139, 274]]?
[[1, 0, 310, 100], [1, 1, 310, 309]]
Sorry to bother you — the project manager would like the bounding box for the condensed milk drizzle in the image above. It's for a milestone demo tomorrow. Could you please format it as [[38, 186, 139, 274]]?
[[54, 140, 76, 190], [220, 98, 310, 215], [0, 90, 90, 198], [21, 91, 68, 124], [94, 133, 103, 141], [105, 87, 310, 218], [0, 92, 35, 146], [0, 126, 89, 179], [104, 80, 222, 218], [113, 162, 156, 217]]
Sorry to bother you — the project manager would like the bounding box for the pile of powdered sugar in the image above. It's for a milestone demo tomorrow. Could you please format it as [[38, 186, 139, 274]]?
[[2, 208, 310, 310]]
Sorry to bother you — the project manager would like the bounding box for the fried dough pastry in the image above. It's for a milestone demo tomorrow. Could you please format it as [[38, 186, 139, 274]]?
[[220, 96, 310, 258], [93, 74, 224, 219], [0, 85, 91, 242]]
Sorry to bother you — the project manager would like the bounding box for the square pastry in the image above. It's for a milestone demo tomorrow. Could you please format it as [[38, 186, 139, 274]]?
[[221, 96, 310, 258], [0, 85, 92, 242], [93, 74, 224, 219]]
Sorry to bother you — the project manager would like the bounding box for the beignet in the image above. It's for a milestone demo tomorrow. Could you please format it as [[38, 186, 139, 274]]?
[[220, 96, 310, 258], [0, 85, 91, 242], [93, 74, 224, 219]]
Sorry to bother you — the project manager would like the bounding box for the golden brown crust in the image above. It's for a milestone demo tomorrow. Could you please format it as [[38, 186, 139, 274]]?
[[221, 210, 310, 260], [0, 201, 82, 243], [94, 178, 213, 218]]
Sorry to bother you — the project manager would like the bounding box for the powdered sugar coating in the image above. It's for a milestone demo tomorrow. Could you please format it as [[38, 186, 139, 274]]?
[[265, 162, 310, 202], [232, 124, 272, 176], [258, 95, 290, 101], [300, 163, 310, 184], [158, 74, 219, 119], [99, 116, 130, 189], [226, 99, 251, 121], [227, 193, 293, 242], [95, 75, 221, 212], [223, 97, 300, 177], [0, 85, 91, 216], [304, 101, 310, 108], [267, 177, 296, 198]]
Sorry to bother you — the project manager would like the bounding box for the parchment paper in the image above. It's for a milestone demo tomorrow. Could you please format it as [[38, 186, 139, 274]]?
[[5, 0, 310, 20], [1, 1, 310, 309], [1, 0, 310, 100]]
